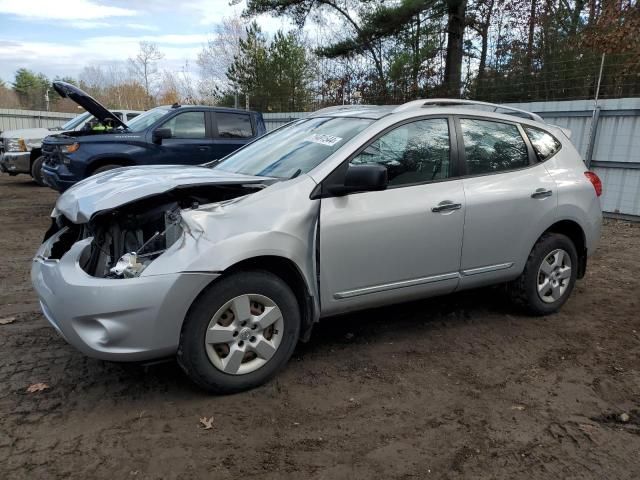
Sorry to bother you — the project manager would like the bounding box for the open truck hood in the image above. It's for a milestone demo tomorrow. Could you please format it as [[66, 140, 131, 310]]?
[[53, 81, 128, 130], [56, 165, 271, 223]]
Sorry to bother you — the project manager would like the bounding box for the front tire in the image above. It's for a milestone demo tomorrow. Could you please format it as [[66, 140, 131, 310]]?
[[31, 156, 46, 186], [177, 270, 301, 394], [509, 233, 578, 315]]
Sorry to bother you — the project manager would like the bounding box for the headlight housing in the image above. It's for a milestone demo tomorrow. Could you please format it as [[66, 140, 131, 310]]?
[[61, 143, 80, 154], [60, 143, 80, 165], [5, 138, 27, 152]]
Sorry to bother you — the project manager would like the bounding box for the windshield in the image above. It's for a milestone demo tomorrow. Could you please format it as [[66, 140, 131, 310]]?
[[59, 112, 91, 131], [212, 117, 373, 178], [125, 107, 169, 132]]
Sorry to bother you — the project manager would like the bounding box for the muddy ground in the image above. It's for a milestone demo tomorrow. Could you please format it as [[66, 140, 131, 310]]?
[[0, 173, 639, 479]]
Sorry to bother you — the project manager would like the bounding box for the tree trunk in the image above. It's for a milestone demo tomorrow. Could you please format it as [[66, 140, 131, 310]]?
[[570, 0, 585, 36], [527, 0, 536, 72], [444, 0, 467, 97], [477, 0, 494, 84]]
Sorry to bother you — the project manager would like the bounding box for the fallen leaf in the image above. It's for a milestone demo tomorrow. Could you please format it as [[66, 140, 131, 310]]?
[[26, 383, 49, 393], [199, 416, 214, 430], [0, 317, 16, 325], [511, 405, 526, 411]]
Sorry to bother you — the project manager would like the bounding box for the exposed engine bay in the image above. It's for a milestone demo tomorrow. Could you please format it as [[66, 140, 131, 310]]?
[[45, 184, 263, 278]]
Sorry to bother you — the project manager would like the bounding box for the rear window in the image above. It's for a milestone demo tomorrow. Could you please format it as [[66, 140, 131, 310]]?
[[217, 113, 253, 138], [524, 127, 562, 160], [460, 118, 530, 174]]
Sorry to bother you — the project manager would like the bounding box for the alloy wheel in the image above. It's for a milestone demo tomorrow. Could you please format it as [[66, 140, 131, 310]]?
[[204, 294, 284, 375], [537, 248, 572, 304]]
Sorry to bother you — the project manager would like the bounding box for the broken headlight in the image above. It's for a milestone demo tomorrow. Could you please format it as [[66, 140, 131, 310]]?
[[108, 227, 176, 278]]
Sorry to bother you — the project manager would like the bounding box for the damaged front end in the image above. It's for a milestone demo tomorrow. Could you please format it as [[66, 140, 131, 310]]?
[[43, 183, 262, 279]]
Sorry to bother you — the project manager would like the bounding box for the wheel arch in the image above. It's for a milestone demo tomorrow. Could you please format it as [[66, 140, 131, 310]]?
[[191, 255, 317, 342], [29, 148, 42, 166], [540, 219, 587, 278], [86, 156, 135, 176]]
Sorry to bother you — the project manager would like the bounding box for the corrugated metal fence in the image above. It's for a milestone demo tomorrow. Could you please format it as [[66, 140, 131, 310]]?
[[2, 101, 638, 218], [262, 112, 308, 132], [505, 98, 640, 218], [0, 109, 74, 132]]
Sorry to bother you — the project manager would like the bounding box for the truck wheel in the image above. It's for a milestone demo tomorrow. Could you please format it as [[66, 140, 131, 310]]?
[[509, 233, 578, 315], [31, 156, 46, 186], [92, 164, 122, 175], [177, 270, 301, 394]]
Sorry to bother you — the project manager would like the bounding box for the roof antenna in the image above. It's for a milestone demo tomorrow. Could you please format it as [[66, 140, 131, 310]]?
[[171, 102, 181, 109]]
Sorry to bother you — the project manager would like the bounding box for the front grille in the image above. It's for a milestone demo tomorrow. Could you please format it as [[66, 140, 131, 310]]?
[[42, 143, 61, 166]]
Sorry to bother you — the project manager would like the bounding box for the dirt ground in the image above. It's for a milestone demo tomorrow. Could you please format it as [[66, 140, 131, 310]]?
[[0, 173, 639, 480]]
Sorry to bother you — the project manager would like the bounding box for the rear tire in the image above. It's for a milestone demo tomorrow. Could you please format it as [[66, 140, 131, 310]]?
[[509, 233, 578, 315], [31, 156, 46, 186], [177, 270, 300, 394]]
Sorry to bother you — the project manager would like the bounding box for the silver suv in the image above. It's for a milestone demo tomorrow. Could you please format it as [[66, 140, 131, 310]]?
[[31, 99, 603, 393]]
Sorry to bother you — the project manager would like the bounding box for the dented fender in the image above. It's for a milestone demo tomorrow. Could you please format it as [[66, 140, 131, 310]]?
[[139, 175, 321, 313]]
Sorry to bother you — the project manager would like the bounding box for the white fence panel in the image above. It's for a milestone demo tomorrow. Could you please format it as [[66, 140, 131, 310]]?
[[0, 109, 76, 132], [263, 112, 307, 131], [507, 98, 640, 217]]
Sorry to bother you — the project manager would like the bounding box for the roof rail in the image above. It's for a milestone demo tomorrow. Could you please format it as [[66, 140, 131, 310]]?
[[309, 104, 383, 117], [392, 98, 544, 123]]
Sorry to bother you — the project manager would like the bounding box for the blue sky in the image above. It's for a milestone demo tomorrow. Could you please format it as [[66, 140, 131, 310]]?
[[0, 0, 291, 83]]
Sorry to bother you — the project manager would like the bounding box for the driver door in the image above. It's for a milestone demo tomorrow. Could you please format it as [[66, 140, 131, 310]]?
[[155, 110, 213, 165], [319, 117, 466, 316]]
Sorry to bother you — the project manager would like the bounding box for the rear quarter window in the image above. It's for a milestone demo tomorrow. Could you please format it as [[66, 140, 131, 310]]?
[[524, 127, 562, 160]]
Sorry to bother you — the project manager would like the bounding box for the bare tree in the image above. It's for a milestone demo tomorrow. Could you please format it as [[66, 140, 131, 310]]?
[[128, 41, 165, 106], [0, 81, 20, 108], [197, 16, 247, 87], [159, 61, 200, 105]]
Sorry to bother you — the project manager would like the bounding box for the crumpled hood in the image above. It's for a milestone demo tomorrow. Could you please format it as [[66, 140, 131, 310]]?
[[56, 165, 270, 223]]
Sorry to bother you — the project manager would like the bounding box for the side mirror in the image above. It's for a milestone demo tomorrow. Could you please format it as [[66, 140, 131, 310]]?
[[152, 127, 172, 144], [328, 164, 388, 196]]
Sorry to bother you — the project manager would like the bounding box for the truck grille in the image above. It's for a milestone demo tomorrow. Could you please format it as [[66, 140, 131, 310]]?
[[42, 143, 61, 166]]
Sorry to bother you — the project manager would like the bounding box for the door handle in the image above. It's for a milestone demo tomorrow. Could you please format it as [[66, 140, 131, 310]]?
[[432, 201, 462, 213], [531, 188, 553, 199]]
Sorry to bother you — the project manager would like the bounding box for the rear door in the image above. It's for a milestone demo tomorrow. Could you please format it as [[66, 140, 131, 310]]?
[[212, 111, 256, 159], [456, 116, 557, 289], [155, 110, 213, 165], [319, 117, 466, 316]]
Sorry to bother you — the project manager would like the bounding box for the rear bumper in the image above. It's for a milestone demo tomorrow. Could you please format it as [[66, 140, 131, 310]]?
[[0, 151, 30, 174], [31, 230, 218, 361]]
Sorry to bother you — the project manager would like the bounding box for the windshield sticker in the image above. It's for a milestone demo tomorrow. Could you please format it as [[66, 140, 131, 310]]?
[[305, 134, 342, 146]]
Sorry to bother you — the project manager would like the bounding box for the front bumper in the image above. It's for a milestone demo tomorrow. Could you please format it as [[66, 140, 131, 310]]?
[[0, 151, 30, 174], [31, 230, 218, 361], [41, 162, 78, 192]]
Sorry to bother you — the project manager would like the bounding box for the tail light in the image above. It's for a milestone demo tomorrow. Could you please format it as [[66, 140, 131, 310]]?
[[584, 171, 602, 197]]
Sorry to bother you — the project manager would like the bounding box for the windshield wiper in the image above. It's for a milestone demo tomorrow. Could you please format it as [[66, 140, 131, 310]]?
[[289, 168, 302, 179]]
